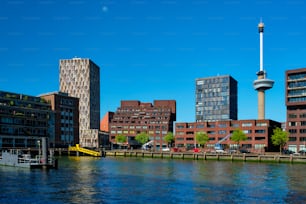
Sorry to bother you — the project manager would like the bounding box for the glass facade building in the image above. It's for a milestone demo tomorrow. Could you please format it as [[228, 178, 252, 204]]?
[[196, 75, 238, 122]]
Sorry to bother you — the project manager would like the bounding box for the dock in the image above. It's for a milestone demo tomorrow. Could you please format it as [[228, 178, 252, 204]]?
[[105, 151, 306, 164]]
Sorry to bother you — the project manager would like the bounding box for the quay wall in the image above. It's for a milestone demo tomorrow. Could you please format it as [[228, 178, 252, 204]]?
[[104, 151, 306, 164]]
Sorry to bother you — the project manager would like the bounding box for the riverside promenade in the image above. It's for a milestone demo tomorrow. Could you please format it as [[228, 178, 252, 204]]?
[[105, 150, 306, 164]]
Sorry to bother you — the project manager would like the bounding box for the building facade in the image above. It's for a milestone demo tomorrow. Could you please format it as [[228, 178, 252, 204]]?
[[109, 100, 176, 150], [100, 112, 114, 132], [196, 75, 238, 122], [40, 92, 79, 147], [60, 58, 100, 148], [0, 91, 53, 148], [286, 68, 306, 152], [175, 120, 281, 152]]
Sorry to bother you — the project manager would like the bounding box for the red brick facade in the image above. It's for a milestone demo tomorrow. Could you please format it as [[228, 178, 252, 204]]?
[[175, 119, 281, 153], [109, 100, 176, 150]]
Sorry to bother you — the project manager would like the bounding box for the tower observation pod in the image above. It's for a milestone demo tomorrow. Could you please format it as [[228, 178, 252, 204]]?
[[253, 21, 274, 120]]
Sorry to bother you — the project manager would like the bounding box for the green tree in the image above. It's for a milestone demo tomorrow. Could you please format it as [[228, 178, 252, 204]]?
[[271, 127, 289, 154], [135, 132, 149, 145], [230, 129, 247, 148], [163, 132, 175, 147], [115, 134, 127, 144], [195, 132, 209, 148]]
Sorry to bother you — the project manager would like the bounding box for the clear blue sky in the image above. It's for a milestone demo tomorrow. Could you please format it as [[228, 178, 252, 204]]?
[[1, 0, 306, 123]]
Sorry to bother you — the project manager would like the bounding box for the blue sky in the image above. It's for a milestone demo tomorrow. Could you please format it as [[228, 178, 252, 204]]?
[[1, 0, 306, 123]]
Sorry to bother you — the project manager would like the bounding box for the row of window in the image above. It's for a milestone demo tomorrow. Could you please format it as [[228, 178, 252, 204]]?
[[110, 130, 168, 135], [288, 113, 306, 118], [177, 122, 267, 129], [288, 129, 306, 134]]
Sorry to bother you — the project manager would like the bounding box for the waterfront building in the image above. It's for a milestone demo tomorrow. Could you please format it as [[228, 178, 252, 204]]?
[[109, 100, 176, 150], [59, 58, 100, 148], [39, 92, 79, 147], [195, 75, 238, 122], [0, 91, 53, 148], [286, 68, 306, 152], [100, 112, 114, 132], [175, 119, 281, 152]]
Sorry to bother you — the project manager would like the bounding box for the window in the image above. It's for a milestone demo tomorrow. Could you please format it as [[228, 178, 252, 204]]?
[[255, 137, 265, 140], [218, 130, 227, 134], [289, 122, 296, 127], [289, 114, 297, 118], [256, 122, 267, 127], [255, 129, 265, 133], [289, 137, 297, 141], [289, 129, 297, 133], [255, 144, 265, 149], [242, 123, 252, 127], [218, 123, 227, 128], [177, 125, 184, 129]]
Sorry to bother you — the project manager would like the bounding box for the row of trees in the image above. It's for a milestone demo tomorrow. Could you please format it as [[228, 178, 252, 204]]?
[[115, 127, 289, 153]]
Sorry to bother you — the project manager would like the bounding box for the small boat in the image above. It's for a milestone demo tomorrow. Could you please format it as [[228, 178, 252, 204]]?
[[0, 137, 58, 169], [0, 149, 57, 169]]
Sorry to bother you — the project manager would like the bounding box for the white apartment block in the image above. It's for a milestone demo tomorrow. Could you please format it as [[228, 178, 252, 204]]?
[[60, 58, 100, 148]]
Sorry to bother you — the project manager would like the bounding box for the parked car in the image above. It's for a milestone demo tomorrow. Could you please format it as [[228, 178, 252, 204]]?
[[282, 149, 295, 155], [239, 149, 250, 153], [299, 150, 306, 155], [162, 147, 170, 152]]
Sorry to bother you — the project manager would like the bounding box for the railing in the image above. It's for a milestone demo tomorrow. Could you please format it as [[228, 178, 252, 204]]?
[[68, 144, 102, 157]]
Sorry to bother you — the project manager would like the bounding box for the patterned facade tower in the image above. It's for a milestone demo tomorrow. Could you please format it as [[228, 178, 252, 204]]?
[[59, 58, 100, 148]]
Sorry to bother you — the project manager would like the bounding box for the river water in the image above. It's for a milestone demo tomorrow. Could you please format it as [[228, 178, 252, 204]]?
[[1, 156, 306, 204]]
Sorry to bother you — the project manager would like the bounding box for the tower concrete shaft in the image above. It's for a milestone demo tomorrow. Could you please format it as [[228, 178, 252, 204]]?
[[257, 74, 265, 120], [253, 20, 274, 120]]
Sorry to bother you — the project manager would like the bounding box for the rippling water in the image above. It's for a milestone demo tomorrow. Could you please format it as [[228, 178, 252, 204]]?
[[1, 156, 306, 203]]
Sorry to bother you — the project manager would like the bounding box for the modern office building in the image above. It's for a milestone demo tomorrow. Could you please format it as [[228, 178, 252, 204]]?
[[40, 92, 79, 147], [175, 119, 281, 152], [196, 75, 238, 122], [109, 100, 176, 150], [0, 91, 53, 148], [286, 68, 306, 152], [59, 58, 100, 148]]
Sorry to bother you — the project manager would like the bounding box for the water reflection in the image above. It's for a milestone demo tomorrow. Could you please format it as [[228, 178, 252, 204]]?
[[1, 157, 306, 203]]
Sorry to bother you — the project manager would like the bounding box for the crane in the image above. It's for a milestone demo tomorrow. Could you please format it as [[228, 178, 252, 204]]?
[[214, 134, 232, 152]]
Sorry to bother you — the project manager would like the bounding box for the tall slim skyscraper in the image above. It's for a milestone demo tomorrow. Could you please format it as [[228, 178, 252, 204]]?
[[196, 75, 238, 122], [60, 58, 100, 148]]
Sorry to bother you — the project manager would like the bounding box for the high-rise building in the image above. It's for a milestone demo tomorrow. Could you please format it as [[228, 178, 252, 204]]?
[[59, 58, 100, 148], [109, 100, 176, 150], [39, 92, 79, 147], [195, 75, 238, 122], [286, 68, 306, 152], [0, 91, 53, 148]]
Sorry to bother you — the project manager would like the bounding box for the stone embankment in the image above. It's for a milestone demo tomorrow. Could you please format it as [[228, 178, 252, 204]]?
[[105, 151, 306, 164]]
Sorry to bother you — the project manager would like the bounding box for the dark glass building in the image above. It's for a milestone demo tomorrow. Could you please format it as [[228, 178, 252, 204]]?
[[195, 75, 238, 122], [0, 91, 53, 148]]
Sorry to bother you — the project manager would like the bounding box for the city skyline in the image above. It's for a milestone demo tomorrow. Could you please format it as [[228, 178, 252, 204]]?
[[1, 0, 306, 123]]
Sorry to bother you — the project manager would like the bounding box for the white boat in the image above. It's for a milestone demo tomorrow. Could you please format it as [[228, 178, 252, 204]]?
[[0, 149, 57, 169]]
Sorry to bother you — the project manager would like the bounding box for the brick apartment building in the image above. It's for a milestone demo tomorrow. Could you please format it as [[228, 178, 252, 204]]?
[[175, 119, 281, 152], [109, 100, 176, 150], [286, 68, 306, 152], [40, 92, 79, 147]]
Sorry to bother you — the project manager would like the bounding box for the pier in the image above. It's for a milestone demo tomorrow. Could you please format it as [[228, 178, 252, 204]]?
[[105, 151, 306, 164]]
